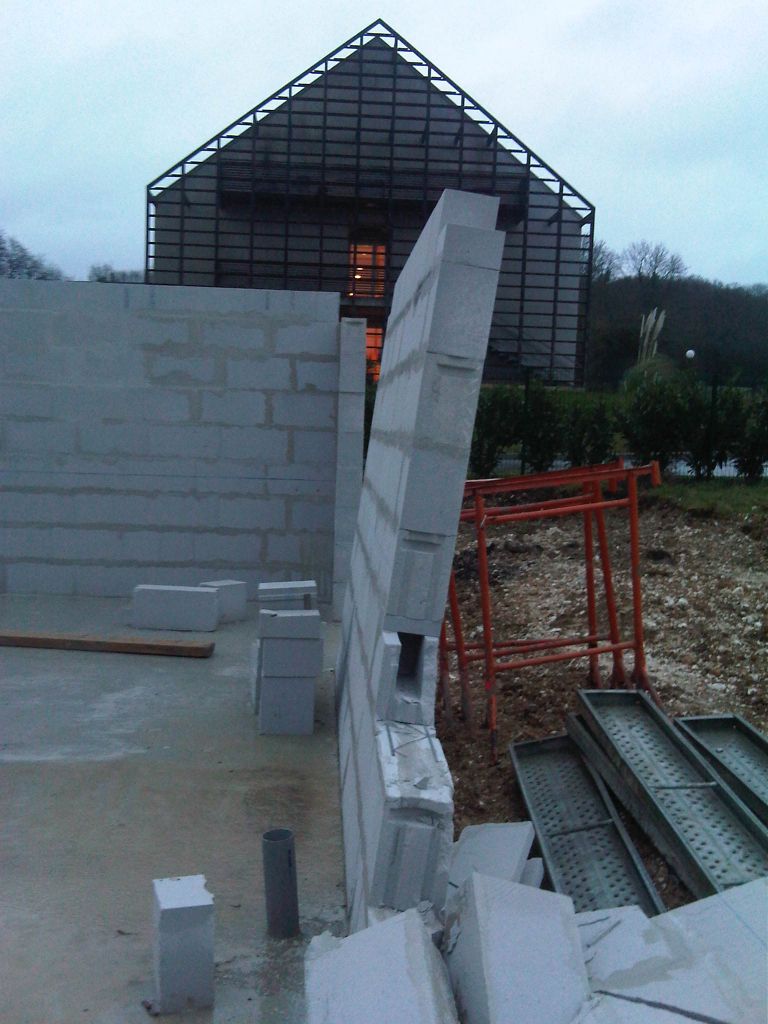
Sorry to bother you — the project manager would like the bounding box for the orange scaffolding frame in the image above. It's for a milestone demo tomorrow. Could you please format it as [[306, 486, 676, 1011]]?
[[441, 460, 662, 760]]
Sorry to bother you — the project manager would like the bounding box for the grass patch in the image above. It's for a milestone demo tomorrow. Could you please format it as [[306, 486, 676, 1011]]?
[[646, 478, 768, 521]]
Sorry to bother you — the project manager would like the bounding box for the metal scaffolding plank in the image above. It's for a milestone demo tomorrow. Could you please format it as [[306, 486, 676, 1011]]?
[[509, 733, 664, 914], [675, 714, 768, 827], [570, 691, 768, 898]]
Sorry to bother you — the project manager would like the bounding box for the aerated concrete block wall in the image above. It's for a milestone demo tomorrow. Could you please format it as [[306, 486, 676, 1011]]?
[[336, 190, 504, 930], [0, 280, 365, 604]]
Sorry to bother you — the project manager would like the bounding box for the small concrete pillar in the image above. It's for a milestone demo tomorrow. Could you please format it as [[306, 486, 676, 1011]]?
[[152, 874, 214, 1014]]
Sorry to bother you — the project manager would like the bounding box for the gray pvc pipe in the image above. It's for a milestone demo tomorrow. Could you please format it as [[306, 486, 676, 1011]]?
[[262, 828, 300, 938]]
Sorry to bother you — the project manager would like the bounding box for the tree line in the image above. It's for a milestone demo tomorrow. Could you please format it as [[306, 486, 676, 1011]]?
[[588, 240, 768, 388]]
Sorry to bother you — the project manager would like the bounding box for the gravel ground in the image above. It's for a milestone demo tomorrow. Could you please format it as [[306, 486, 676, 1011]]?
[[437, 492, 768, 907]]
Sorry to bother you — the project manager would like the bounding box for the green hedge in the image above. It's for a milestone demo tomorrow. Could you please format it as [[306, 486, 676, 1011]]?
[[467, 372, 768, 481]]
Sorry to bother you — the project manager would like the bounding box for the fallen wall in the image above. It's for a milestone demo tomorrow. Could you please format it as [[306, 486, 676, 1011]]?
[[0, 280, 364, 607], [336, 190, 504, 929]]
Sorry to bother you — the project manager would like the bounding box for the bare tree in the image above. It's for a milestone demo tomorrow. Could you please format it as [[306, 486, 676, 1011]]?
[[591, 240, 622, 282], [621, 240, 687, 281], [0, 230, 64, 280], [88, 263, 143, 283]]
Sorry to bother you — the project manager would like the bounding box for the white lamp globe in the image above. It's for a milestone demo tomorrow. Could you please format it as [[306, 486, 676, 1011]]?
[[685, 349, 696, 360]]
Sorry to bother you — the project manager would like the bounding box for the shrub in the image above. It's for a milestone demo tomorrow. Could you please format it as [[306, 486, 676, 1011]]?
[[732, 390, 768, 482], [519, 379, 564, 473], [469, 385, 521, 477], [562, 393, 616, 467], [618, 361, 686, 471], [676, 374, 744, 479]]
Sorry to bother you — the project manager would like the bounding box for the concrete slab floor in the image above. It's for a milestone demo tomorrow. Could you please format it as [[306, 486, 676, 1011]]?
[[0, 595, 345, 1024]]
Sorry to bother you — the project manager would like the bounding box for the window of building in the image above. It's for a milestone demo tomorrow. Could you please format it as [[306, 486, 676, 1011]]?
[[366, 325, 384, 382], [348, 240, 386, 299]]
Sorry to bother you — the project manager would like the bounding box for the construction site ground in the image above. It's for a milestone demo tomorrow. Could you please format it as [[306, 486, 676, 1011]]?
[[438, 487, 768, 908]]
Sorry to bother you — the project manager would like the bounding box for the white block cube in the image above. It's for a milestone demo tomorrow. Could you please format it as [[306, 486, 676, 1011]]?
[[153, 874, 214, 1014], [259, 676, 315, 735], [132, 585, 218, 631], [258, 609, 322, 639], [260, 637, 323, 677], [199, 579, 247, 622]]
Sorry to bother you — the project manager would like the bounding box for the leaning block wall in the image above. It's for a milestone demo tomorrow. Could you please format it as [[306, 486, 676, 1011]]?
[[0, 281, 364, 604], [336, 190, 504, 930]]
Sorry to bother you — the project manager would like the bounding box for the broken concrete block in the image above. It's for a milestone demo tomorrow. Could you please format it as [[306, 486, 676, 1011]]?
[[152, 874, 214, 1014], [375, 631, 439, 726], [259, 675, 315, 735], [305, 908, 459, 1024], [444, 874, 588, 1024], [259, 636, 322, 678], [131, 585, 218, 631], [258, 579, 317, 610], [368, 900, 444, 947], [199, 579, 247, 622], [577, 899, 762, 1023], [520, 857, 545, 888], [367, 723, 453, 913], [652, 879, 768, 1020], [447, 823, 534, 905], [257, 608, 322, 640]]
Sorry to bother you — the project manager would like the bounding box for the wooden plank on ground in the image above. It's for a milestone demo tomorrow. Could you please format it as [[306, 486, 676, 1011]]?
[[0, 632, 215, 658]]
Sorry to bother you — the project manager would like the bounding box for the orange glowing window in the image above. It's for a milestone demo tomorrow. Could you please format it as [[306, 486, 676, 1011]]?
[[348, 241, 386, 298], [365, 325, 384, 381]]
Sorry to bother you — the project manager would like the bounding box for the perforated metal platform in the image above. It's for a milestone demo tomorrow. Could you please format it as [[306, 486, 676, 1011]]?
[[510, 734, 664, 914], [676, 714, 768, 826], [570, 692, 768, 898]]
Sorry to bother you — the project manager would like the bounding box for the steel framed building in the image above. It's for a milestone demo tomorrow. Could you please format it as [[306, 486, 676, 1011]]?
[[146, 20, 594, 383]]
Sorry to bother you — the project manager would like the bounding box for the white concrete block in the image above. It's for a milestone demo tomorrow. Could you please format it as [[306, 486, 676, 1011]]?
[[444, 874, 588, 1024], [257, 609, 322, 639], [520, 857, 545, 888], [199, 579, 247, 621], [249, 639, 262, 710], [258, 579, 318, 609], [446, 823, 534, 912], [260, 637, 322, 678], [305, 909, 459, 1024], [259, 675, 315, 735], [152, 874, 214, 1014], [131, 585, 219, 631]]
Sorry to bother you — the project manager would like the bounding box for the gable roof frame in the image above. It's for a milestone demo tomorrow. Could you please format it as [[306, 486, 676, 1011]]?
[[147, 19, 594, 230]]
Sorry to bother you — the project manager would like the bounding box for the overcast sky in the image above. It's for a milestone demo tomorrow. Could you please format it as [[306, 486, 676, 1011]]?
[[1, 0, 766, 284]]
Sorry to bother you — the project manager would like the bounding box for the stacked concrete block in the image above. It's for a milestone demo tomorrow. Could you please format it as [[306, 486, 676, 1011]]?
[[254, 608, 323, 735], [152, 874, 214, 1014], [305, 909, 459, 1024], [131, 584, 218, 631], [257, 579, 318, 611], [443, 874, 589, 1024], [199, 579, 247, 622], [0, 282, 364, 604], [334, 190, 505, 930]]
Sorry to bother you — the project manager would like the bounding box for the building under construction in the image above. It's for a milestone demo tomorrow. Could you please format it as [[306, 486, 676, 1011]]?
[[146, 20, 594, 382]]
